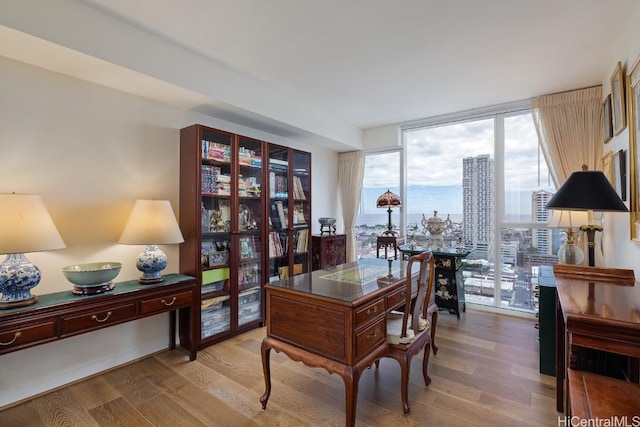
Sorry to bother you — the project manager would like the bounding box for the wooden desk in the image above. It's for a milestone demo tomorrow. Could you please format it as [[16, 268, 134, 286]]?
[[0, 274, 198, 360], [260, 258, 415, 426], [554, 264, 640, 414]]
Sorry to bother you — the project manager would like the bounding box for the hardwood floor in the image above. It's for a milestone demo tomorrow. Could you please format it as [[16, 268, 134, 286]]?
[[0, 309, 560, 426]]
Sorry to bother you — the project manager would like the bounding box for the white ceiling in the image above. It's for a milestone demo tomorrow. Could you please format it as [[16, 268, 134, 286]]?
[[2, 0, 638, 150]]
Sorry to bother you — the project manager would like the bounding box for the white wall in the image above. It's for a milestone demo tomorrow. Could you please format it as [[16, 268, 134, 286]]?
[[601, 2, 640, 276], [0, 56, 339, 408], [362, 124, 401, 151]]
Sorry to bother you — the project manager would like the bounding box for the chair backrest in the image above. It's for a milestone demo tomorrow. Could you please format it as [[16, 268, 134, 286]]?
[[400, 251, 435, 337]]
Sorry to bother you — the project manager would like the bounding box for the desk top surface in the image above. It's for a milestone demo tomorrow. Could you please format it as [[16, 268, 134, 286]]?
[[553, 264, 640, 326], [266, 258, 411, 303]]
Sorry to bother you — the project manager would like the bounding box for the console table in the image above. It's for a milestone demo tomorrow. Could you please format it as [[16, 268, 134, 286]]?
[[0, 274, 198, 360], [554, 264, 640, 415]]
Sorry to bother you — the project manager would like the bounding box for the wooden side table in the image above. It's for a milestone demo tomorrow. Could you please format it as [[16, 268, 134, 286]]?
[[311, 234, 346, 270], [377, 235, 398, 259]]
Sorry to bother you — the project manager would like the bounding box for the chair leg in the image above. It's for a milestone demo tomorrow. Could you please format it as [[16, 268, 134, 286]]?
[[422, 342, 432, 386], [431, 310, 439, 355], [398, 353, 411, 414]]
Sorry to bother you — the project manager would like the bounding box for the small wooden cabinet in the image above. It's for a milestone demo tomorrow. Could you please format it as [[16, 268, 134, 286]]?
[[311, 234, 346, 270], [433, 249, 470, 318]]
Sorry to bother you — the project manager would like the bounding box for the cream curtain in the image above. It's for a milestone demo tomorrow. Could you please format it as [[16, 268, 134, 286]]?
[[531, 86, 603, 264], [531, 86, 603, 185], [338, 151, 365, 262]]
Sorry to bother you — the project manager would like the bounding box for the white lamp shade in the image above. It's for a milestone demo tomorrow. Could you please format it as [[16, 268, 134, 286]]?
[[119, 200, 184, 245], [0, 193, 65, 254], [547, 210, 589, 229]]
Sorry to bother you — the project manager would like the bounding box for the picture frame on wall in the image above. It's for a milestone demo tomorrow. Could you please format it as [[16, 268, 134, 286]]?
[[602, 94, 613, 143], [602, 151, 614, 187], [627, 55, 640, 241], [613, 149, 626, 201], [611, 61, 626, 135]]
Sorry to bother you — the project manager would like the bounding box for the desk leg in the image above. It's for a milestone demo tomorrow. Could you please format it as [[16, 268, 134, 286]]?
[[556, 296, 564, 413], [342, 367, 360, 427], [260, 338, 272, 410]]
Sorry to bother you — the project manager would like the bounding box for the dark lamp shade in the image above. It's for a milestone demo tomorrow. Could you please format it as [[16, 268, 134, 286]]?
[[376, 189, 402, 208], [545, 171, 628, 212]]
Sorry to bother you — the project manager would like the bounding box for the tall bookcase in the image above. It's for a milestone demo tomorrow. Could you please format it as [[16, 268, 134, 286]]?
[[179, 125, 311, 350], [266, 144, 312, 283]]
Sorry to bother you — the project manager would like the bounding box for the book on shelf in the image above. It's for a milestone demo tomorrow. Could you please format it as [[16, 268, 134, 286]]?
[[239, 236, 256, 260], [269, 202, 282, 229], [269, 158, 288, 169], [275, 200, 287, 228], [293, 175, 307, 200]]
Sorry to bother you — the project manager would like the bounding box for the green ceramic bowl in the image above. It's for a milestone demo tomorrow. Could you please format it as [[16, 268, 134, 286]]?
[[62, 262, 122, 287]]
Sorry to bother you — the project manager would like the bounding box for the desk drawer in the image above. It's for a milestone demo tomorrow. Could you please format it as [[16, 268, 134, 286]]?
[[140, 290, 192, 315], [355, 318, 385, 359], [0, 320, 57, 353], [61, 303, 136, 335], [386, 287, 408, 311], [355, 299, 385, 329]]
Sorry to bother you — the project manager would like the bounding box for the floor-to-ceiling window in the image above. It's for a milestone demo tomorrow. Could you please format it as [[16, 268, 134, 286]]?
[[356, 102, 560, 313], [354, 150, 401, 258]]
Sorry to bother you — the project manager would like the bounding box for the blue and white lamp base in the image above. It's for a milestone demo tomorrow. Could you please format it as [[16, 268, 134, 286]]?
[[136, 245, 168, 284], [0, 253, 41, 309]]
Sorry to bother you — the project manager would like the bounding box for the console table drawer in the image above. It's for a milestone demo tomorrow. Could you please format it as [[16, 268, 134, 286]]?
[[355, 299, 385, 329], [61, 303, 136, 335], [355, 317, 385, 359], [0, 321, 57, 353], [140, 290, 193, 315], [386, 286, 408, 311]]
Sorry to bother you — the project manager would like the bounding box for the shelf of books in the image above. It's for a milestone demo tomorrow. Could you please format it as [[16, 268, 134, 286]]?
[[267, 145, 311, 282]]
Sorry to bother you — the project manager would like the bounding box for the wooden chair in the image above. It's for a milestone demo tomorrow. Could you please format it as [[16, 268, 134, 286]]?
[[378, 251, 436, 414]]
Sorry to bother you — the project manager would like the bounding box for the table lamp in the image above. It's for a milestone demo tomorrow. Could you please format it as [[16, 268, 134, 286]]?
[[119, 199, 184, 283], [0, 193, 66, 308], [545, 166, 628, 267], [547, 210, 589, 264], [376, 189, 402, 236]]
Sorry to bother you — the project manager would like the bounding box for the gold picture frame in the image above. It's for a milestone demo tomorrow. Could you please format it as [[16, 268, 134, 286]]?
[[611, 61, 626, 135], [602, 94, 613, 143], [627, 55, 640, 241]]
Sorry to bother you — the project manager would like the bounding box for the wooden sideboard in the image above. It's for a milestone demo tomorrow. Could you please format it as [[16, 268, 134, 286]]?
[[553, 264, 640, 415], [0, 274, 198, 360]]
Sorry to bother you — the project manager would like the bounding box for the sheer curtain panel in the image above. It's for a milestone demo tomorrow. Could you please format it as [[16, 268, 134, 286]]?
[[338, 151, 365, 262]]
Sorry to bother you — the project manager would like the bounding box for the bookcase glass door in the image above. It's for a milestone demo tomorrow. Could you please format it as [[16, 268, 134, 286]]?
[[268, 146, 290, 282], [237, 136, 263, 327], [292, 150, 311, 275], [200, 129, 233, 340]]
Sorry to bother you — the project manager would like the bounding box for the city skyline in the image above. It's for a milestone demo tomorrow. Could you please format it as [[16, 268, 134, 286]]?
[[360, 112, 556, 222]]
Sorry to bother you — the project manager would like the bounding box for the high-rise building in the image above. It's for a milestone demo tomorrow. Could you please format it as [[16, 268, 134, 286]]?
[[462, 154, 493, 259], [531, 190, 553, 254]]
